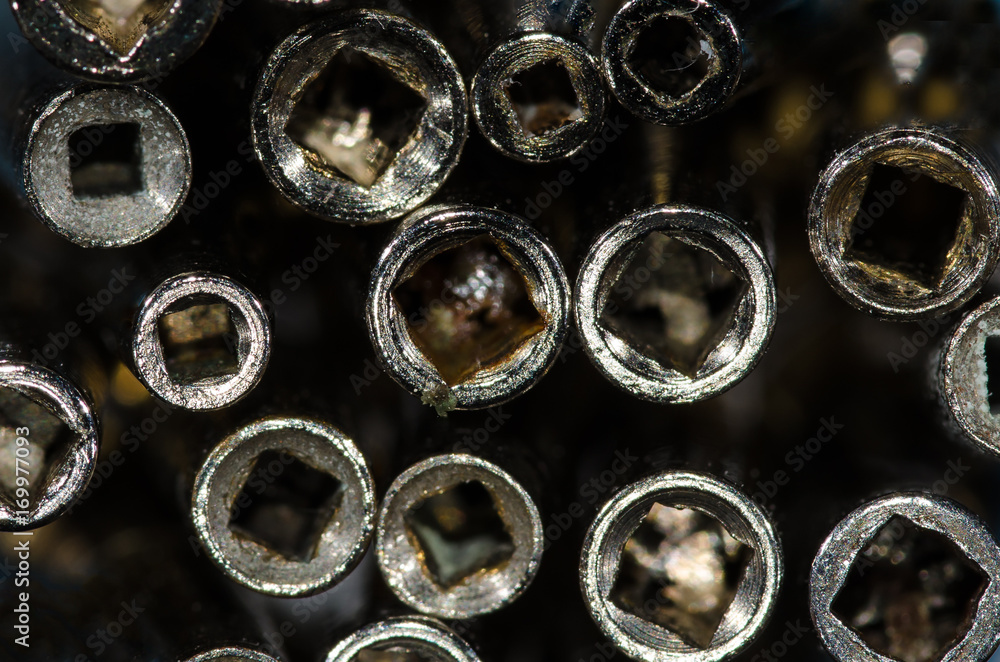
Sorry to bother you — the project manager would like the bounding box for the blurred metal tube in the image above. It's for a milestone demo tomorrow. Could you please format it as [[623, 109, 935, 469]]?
[[810, 492, 1000, 662], [9, 0, 223, 82], [250, 8, 467, 225], [375, 453, 544, 618], [366, 203, 570, 413], [808, 127, 1000, 320], [325, 616, 480, 662], [580, 470, 782, 662]]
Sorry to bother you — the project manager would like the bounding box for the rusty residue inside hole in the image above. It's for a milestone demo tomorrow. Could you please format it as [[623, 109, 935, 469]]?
[[393, 236, 546, 385], [404, 480, 515, 588], [611, 503, 750, 648], [831, 516, 987, 662], [505, 59, 583, 138], [602, 232, 747, 377], [57, 0, 174, 55]]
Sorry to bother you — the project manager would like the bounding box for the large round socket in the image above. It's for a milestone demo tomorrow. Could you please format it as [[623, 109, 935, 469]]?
[[23, 85, 191, 248], [376, 454, 543, 619], [191, 417, 376, 597], [251, 9, 467, 225], [0, 360, 99, 531], [367, 204, 570, 412], [809, 128, 1000, 319], [326, 616, 481, 662], [575, 204, 775, 403], [581, 471, 782, 662]]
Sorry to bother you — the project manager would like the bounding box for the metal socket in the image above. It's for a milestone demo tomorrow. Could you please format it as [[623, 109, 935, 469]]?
[[0, 359, 99, 531], [580, 470, 782, 662], [130, 271, 271, 411], [580, 471, 783, 662], [10, 0, 222, 82], [574, 204, 775, 403], [191, 416, 377, 597], [376, 453, 544, 619], [251, 9, 467, 225], [472, 31, 605, 162], [326, 616, 480, 662], [182, 648, 280, 662], [23, 85, 191, 248], [601, 0, 742, 125], [808, 127, 1000, 319], [810, 492, 1000, 662], [367, 204, 570, 412]]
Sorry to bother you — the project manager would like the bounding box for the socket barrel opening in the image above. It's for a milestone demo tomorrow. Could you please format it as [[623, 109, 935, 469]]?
[[356, 649, 434, 662], [627, 15, 712, 99], [286, 46, 427, 188], [601, 232, 748, 377], [403, 480, 516, 588], [611, 503, 751, 649], [504, 59, 583, 138], [0, 387, 73, 507], [392, 236, 546, 386], [56, 0, 174, 54], [69, 122, 143, 198], [228, 449, 344, 563], [157, 295, 245, 385], [831, 516, 987, 662]]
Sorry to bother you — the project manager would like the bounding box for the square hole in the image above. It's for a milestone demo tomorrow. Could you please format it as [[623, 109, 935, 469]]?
[[845, 164, 968, 289], [286, 46, 427, 188], [627, 16, 711, 98], [56, 0, 174, 54], [610, 503, 750, 649], [831, 516, 987, 662], [505, 59, 583, 138], [984, 336, 1000, 415], [69, 123, 143, 198], [404, 480, 515, 588], [602, 232, 748, 377], [0, 387, 72, 506], [228, 450, 343, 562], [157, 298, 240, 385]]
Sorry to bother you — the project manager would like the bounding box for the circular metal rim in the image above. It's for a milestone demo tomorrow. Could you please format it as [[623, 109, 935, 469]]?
[[191, 416, 377, 597], [375, 453, 545, 619], [366, 204, 570, 411], [807, 128, 1000, 320], [325, 616, 480, 662], [131, 272, 271, 411], [182, 647, 279, 662], [250, 9, 468, 225], [941, 296, 1000, 456], [22, 85, 192, 249], [809, 492, 1000, 662], [601, 0, 742, 126], [10, 0, 222, 82], [471, 32, 606, 163], [574, 204, 775, 403], [0, 361, 99, 531], [580, 470, 783, 662]]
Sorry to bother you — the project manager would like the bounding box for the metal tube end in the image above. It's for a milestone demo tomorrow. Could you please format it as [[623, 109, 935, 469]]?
[[375, 453, 543, 619], [325, 616, 480, 662], [23, 85, 191, 248], [810, 493, 1000, 662], [0, 360, 99, 531], [11, 0, 221, 82], [366, 204, 570, 412], [471, 32, 605, 162], [131, 271, 272, 411], [601, 0, 742, 126], [580, 471, 782, 662], [191, 416, 376, 597], [182, 648, 280, 662], [809, 127, 1000, 319], [574, 204, 775, 403], [251, 9, 467, 225], [940, 296, 1000, 455]]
